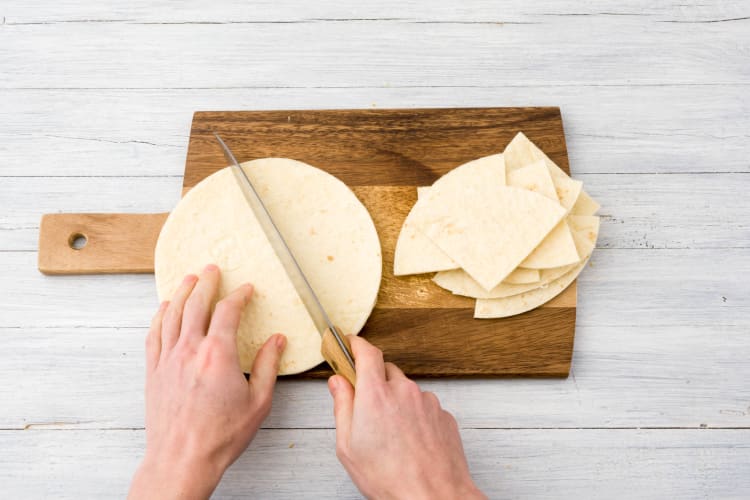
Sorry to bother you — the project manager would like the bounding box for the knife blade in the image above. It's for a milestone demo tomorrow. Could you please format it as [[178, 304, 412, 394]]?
[[213, 132, 357, 385]]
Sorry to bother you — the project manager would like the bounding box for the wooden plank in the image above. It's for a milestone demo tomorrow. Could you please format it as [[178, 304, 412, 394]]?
[[3, 85, 747, 177], [185, 107, 568, 187], [2, 324, 748, 430], [4, 0, 749, 24], [3, 249, 747, 329], [317, 303, 574, 377], [2, 20, 748, 90], [0, 428, 747, 499], [5, 173, 749, 251]]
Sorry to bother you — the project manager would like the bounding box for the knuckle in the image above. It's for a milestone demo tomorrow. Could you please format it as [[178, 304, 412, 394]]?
[[335, 442, 349, 462], [182, 296, 199, 313], [164, 306, 181, 325], [201, 335, 224, 354], [369, 382, 390, 402], [370, 344, 384, 359], [196, 346, 215, 371], [150, 312, 162, 328], [402, 379, 421, 396], [184, 288, 210, 311], [213, 300, 231, 315], [422, 390, 439, 406], [145, 334, 157, 350], [384, 362, 401, 377], [215, 296, 240, 316], [357, 339, 382, 359], [176, 338, 198, 356], [442, 410, 459, 427], [252, 391, 273, 416], [196, 337, 224, 364]]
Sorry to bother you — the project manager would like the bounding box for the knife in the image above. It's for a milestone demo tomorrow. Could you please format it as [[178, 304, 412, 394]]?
[[213, 132, 357, 386]]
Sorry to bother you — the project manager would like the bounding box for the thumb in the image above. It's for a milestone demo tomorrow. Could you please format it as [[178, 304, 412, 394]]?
[[249, 333, 287, 407], [328, 375, 354, 453]]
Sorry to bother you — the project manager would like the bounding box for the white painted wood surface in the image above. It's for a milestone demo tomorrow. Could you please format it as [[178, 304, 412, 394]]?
[[1, 1, 749, 498], [2, 429, 748, 499]]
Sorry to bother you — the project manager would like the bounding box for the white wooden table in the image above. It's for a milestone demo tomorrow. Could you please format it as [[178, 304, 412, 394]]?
[[1, 1, 749, 498]]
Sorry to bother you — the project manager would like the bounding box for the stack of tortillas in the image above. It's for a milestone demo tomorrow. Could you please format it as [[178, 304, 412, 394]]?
[[394, 132, 600, 318]]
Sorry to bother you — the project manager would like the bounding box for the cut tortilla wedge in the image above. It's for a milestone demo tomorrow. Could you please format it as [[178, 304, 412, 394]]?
[[393, 196, 457, 275], [393, 154, 504, 276], [520, 219, 580, 269], [414, 185, 566, 291], [507, 160, 557, 200], [571, 189, 600, 216], [506, 160, 580, 269], [567, 215, 600, 257], [504, 132, 582, 211], [474, 258, 589, 319], [432, 215, 599, 299]]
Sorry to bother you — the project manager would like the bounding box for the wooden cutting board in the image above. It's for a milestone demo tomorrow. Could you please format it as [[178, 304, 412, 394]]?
[[39, 107, 576, 377]]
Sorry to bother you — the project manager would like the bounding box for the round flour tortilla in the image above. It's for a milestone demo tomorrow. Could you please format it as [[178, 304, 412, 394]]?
[[154, 159, 382, 375]]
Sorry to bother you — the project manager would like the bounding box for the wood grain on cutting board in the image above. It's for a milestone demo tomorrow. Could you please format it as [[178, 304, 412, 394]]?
[[38, 107, 576, 377]]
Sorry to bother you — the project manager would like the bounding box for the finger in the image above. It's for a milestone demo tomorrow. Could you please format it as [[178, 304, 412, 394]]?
[[161, 274, 198, 355], [207, 283, 254, 342], [348, 336, 386, 388], [328, 374, 354, 454], [146, 301, 169, 374], [179, 264, 221, 346], [249, 334, 287, 410], [441, 409, 460, 434], [384, 361, 406, 381], [422, 390, 442, 410]]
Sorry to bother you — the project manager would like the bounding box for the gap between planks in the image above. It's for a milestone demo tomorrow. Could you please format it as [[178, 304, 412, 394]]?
[[4, 83, 750, 90]]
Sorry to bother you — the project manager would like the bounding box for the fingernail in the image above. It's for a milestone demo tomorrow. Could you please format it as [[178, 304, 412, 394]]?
[[204, 263, 218, 273], [183, 274, 198, 284], [159, 300, 169, 311], [275, 334, 287, 351]]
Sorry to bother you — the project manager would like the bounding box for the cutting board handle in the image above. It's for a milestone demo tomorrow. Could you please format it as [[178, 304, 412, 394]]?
[[38, 213, 168, 275]]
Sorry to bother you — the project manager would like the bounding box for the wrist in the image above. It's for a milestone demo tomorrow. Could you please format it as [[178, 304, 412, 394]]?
[[129, 451, 223, 500]]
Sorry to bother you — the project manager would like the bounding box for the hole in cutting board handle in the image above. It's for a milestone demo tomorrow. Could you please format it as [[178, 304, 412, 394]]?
[[68, 233, 87, 250]]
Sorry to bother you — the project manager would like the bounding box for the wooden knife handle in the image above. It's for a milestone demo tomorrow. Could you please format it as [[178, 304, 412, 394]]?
[[38, 213, 168, 275], [320, 328, 357, 387]]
